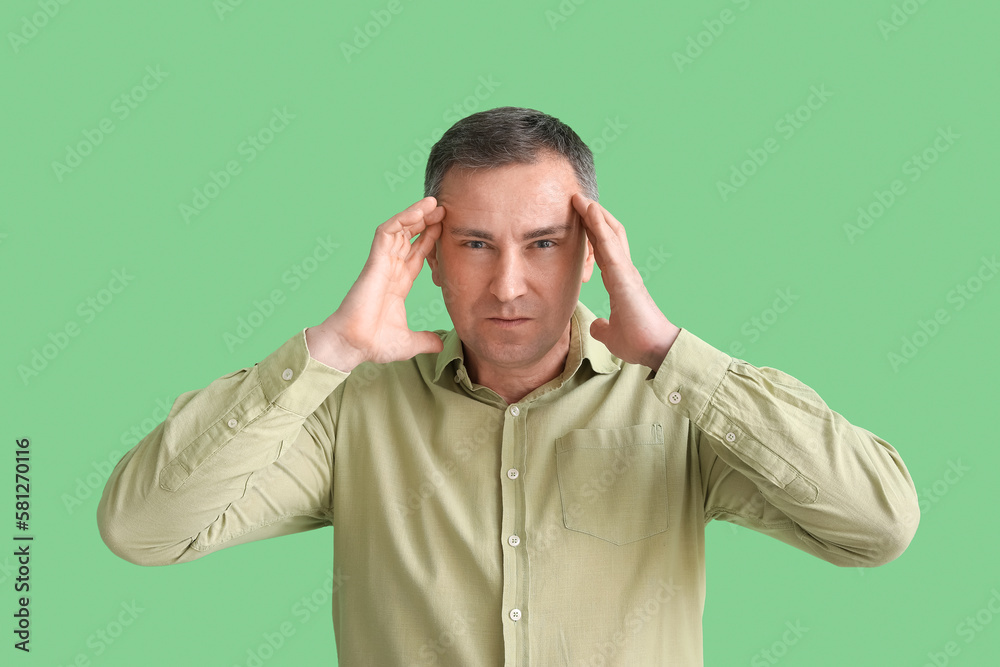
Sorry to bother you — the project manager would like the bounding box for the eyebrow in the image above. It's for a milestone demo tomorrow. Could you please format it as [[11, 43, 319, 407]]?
[[448, 222, 574, 241]]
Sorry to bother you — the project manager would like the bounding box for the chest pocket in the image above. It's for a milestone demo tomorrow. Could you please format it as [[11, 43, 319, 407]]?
[[554, 423, 668, 546]]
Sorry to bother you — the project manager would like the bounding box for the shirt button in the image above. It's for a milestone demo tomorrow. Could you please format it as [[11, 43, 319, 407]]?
[[281, 368, 294, 381], [454, 373, 461, 383], [725, 431, 737, 442], [509, 608, 521, 622], [509, 405, 520, 416], [668, 391, 682, 404], [508, 534, 520, 547], [227, 418, 238, 428], [506, 468, 519, 480]]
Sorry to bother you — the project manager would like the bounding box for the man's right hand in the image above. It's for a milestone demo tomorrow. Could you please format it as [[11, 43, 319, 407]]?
[[305, 197, 445, 372]]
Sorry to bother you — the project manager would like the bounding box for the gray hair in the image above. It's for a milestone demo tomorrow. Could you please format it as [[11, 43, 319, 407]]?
[[423, 106, 599, 202]]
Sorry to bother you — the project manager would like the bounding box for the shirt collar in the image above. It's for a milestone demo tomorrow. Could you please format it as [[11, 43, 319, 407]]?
[[432, 300, 621, 384]]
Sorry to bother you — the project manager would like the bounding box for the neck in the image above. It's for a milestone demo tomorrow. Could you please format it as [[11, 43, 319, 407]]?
[[464, 322, 572, 405]]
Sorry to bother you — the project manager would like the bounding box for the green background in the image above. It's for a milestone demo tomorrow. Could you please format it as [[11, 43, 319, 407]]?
[[3, 1, 998, 665]]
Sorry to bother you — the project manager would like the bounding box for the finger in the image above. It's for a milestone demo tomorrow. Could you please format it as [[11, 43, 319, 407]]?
[[570, 192, 593, 220], [424, 204, 445, 225], [593, 199, 625, 234], [404, 218, 441, 278], [579, 217, 607, 270], [381, 197, 439, 239], [590, 200, 631, 257], [573, 199, 607, 270], [403, 204, 443, 268], [571, 193, 595, 213], [576, 195, 624, 269], [407, 329, 445, 356], [408, 205, 443, 253], [376, 199, 440, 258], [588, 198, 631, 264], [579, 195, 635, 266]]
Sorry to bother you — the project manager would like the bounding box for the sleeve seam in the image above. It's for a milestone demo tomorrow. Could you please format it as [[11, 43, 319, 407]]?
[[160, 369, 266, 473], [158, 377, 286, 492], [190, 507, 333, 552], [705, 506, 795, 530], [692, 360, 733, 423], [700, 398, 816, 499]]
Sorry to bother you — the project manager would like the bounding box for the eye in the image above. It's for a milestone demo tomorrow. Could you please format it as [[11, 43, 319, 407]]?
[[535, 240, 555, 249], [463, 240, 487, 249]]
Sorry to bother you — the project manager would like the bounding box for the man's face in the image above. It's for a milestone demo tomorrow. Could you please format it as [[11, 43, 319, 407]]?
[[426, 152, 596, 378]]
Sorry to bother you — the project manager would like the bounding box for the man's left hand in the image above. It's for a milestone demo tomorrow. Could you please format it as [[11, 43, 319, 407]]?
[[572, 193, 681, 371]]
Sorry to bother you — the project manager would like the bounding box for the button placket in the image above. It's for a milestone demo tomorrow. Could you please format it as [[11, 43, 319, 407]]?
[[500, 401, 526, 639]]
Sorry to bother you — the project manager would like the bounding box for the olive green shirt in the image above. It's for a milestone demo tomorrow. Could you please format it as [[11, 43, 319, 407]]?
[[97, 300, 919, 666]]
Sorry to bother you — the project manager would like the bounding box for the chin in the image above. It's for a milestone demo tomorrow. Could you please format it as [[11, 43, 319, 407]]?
[[473, 339, 543, 366]]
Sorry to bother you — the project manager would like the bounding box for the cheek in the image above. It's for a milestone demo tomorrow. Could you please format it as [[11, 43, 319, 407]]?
[[436, 252, 478, 298], [547, 247, 584, 276]]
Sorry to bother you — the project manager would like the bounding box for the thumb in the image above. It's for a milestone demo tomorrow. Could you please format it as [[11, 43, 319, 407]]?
[[590, 318, 611, 345], [408, 330, 445, 356]]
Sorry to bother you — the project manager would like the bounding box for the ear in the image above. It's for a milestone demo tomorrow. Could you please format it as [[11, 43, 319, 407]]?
[[427, 240, 443, 287], [580, 236, 595, 283]]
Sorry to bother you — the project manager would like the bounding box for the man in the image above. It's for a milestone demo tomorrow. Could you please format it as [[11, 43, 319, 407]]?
[[97, 106, 920, 665]]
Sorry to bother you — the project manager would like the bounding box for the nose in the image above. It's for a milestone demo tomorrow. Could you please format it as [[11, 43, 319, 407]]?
[[489, 248, 529, 303]]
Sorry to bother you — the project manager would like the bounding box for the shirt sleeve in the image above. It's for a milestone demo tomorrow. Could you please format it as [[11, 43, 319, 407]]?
[[96, 328, 351, 567], [647, 327, 920, 567]]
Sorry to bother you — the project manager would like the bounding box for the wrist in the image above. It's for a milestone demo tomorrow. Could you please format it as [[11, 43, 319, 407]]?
[[643, 323, 681, 371], [305, 324, 366, 373]]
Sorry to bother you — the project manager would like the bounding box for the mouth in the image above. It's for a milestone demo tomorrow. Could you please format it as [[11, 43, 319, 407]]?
[[488, 317, 531, 328]]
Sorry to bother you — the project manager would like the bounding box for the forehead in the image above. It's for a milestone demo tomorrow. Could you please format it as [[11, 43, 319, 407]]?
[[437, 153, 580, 221]]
